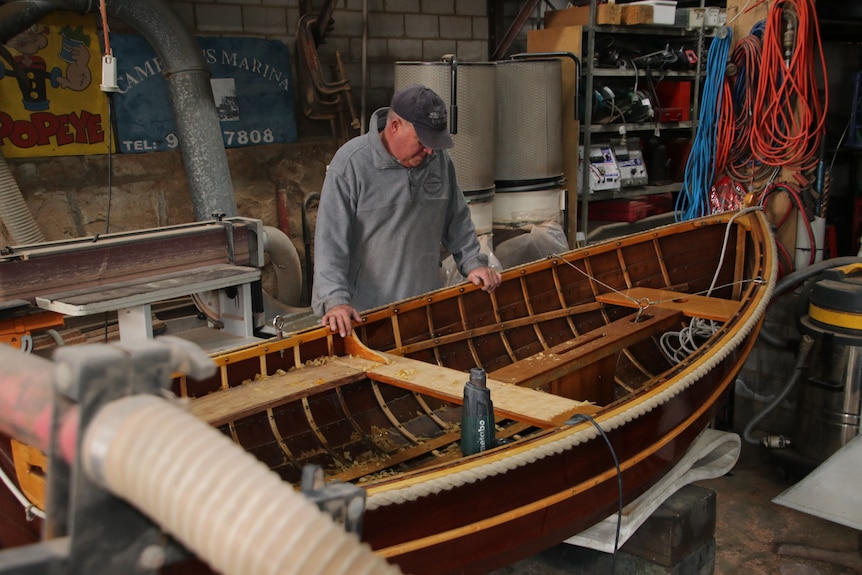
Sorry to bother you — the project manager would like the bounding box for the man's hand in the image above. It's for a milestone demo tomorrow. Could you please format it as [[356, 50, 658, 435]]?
[[467, 266, 502, 293], [321, 304, 362, 337]]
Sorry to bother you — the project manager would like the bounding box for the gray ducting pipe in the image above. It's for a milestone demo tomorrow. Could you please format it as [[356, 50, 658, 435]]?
[[0, 149, 44, 245], [0, 0, 237, 221], [0, 0, 54, 38]]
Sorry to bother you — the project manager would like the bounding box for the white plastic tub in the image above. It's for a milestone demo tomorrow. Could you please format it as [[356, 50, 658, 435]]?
[[629, 0, 678, 25]]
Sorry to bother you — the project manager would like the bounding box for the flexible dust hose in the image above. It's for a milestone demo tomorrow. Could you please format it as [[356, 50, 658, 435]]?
[[263, 225, 303, 307], [82, 395, 402, 575], [742, 334, 814, 447], [0, 149, 44, 245]]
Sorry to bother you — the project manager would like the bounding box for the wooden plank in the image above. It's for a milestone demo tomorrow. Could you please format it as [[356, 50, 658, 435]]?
[[364, 354, 597, 429], [327, 422, 533, 484], [489, 307, 682, 392], [595, 287, 741, 322], [36, 264, 260, 316], [190, 356, 375, 426]]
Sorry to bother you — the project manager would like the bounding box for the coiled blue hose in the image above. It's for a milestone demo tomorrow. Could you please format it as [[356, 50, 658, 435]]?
[[676, 29, 733, 221]]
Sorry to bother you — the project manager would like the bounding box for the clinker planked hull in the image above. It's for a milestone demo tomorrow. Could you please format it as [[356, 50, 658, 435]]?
[[174, 210, 775, 574]]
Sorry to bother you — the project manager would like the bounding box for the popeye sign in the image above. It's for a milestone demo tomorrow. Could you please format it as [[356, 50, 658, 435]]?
[[0, 12, 112, 157]]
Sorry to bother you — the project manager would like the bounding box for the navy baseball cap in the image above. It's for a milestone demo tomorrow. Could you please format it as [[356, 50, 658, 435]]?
[[391, 84, 453, 150]]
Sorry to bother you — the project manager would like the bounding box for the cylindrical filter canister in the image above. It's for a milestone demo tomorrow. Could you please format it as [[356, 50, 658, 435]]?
[[460, 367, 496, 456]]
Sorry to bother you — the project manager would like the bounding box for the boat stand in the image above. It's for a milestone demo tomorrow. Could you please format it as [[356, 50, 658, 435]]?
[[566, 428, 741, 553]]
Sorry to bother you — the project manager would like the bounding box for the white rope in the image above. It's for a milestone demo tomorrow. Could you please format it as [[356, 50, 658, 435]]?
[[0, 462, 45, 520]]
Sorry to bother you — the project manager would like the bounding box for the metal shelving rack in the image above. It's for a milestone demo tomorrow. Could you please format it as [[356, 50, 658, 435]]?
[[578, 0, 709, 240]]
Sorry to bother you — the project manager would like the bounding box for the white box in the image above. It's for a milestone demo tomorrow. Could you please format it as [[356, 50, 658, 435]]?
[[628, 0, 677, 25], [704, 6, 726, 27], [579, 145, 621, 193]]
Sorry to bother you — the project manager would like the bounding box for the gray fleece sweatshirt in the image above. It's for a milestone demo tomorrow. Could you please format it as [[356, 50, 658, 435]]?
[[311, 108, 487, 316]]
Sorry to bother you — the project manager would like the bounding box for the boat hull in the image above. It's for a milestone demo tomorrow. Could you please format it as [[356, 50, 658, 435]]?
[[183, 210, 775, 574]]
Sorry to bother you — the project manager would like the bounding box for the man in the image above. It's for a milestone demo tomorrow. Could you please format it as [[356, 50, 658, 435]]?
[[312, 84, 501, 337]]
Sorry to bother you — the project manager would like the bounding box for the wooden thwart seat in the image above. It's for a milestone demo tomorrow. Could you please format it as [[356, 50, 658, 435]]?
[[190, 308, 688, 432], [489, 306, 684, 397], [595, 287, 740, 322], [191, 356, 376, 426], [364, 354, 597, 428], [190, 346, 596, 430]]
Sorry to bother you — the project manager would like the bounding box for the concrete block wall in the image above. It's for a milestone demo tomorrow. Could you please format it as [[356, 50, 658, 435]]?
[[168, 0, 490, 115]]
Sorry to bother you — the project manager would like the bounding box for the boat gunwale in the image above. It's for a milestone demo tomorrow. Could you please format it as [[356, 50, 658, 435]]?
[[199, 211, 765, 368]]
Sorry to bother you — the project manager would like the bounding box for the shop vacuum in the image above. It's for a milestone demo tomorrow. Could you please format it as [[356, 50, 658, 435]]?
[[771, 264, 862, 530], [761, 263, 862, 477], [460, 367, 496, 456], [794, 264, 862, 464]]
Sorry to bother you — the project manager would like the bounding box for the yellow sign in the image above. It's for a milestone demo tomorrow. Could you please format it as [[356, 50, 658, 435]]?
[[0, 12, 113, 157]]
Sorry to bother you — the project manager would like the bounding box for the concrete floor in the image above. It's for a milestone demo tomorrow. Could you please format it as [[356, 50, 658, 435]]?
[[493, 441, 861, 575], [703, 444, 860, 575]]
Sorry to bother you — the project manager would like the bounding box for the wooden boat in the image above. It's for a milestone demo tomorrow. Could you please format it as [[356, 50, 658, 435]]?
[[173, 209, 776, 574], [0, 209, 775, 574]]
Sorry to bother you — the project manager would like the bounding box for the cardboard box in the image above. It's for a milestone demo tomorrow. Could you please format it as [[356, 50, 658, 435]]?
[[546, 4, 622, 27], [621, 5, 654, 25]]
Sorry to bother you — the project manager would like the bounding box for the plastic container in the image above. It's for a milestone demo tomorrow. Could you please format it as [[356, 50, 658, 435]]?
[[628, 0, 678, 25]]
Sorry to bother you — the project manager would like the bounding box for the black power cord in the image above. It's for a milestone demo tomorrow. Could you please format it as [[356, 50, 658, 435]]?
[[566, 412, 623, 574]]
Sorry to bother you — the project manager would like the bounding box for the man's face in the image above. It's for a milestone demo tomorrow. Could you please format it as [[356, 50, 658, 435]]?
[[390, 118, 433, 168]]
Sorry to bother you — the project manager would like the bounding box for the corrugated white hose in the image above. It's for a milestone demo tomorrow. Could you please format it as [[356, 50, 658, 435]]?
[[0, 150, 44, 245], [82, 395, 402, 575]]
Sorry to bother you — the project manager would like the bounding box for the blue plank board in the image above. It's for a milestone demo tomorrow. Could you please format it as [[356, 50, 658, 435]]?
[[111, 34, 297, 152]]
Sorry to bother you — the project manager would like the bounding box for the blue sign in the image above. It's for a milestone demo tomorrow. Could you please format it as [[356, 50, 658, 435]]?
[[111, 34, 297, 153]]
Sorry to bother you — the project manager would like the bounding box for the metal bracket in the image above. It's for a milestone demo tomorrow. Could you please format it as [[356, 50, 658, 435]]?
[[301, 465, 366, 536]]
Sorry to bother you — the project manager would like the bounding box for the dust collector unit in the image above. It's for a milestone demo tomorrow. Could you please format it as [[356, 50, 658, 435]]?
[[494, 58, 564, 226], [394, 60, 497, 234]]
